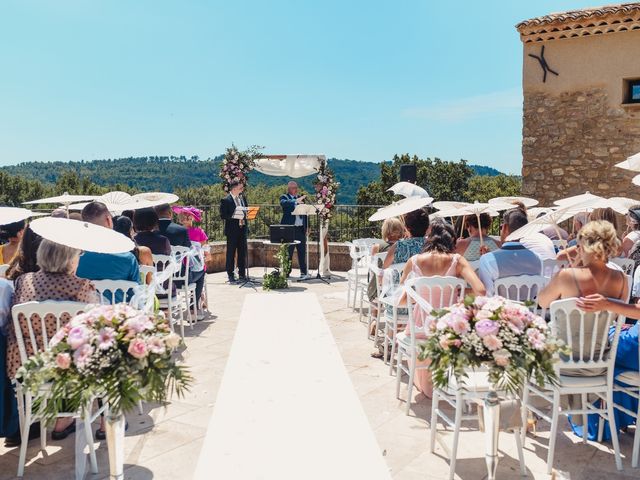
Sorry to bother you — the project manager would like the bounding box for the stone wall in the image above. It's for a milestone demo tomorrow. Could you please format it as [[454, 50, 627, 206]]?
[[522, 87, 640, 204]]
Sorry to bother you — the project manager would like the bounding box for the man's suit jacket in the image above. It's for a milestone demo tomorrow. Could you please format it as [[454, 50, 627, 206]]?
[[158, 219, 191, 248], [220, 193, 248, 237], [279, 193, 308, 229]]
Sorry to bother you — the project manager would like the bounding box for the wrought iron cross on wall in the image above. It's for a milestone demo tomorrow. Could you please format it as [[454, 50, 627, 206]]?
[[529, 45, 559, 83]]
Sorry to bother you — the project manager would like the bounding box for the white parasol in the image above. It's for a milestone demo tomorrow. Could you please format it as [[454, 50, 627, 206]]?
[[68, 191, 134, 214], [632, 174, 640, 187], [526, 207, 555, 222], [457, 202, 504, 246], [489, 196, 539, 208], [23, 192, 98, 206], [368, 196, 433, 222], [29, 217, 135, 254], [432, 201, 470, 211], [132, 192, 179, 206], [0, 207, 46, 225], [614, 152, 640, 172], [253, 154, 325, 178], [387, 182, 430, 199]]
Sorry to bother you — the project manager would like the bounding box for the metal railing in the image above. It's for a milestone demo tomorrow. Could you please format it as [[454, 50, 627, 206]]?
[[197, 204, 384, 242]]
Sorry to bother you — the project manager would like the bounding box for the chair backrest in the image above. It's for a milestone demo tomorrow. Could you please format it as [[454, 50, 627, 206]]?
[[368, 252, 388, 299], [170, 246, 191, 281], [0, 264, 9, 278], [93, 279, 139, 305], [379, 263, 406, 301], [494, 275, 546, 307], [549, 298, 624, 374], [541, 258, 568, 280], [610, 257, 635, 276], [11, 300, 87, 368], [140, 265, 155, 284], [152, 254, 176, 295]]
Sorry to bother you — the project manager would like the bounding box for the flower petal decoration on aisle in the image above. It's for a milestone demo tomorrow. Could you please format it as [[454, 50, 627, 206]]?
[[219, 144, 263, 193], [419, 295, 567, 394], [17, 304, 192, 422]]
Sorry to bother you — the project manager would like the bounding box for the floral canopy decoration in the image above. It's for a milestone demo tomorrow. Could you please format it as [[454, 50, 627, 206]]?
[[313, 160, 339, 221], [219, 145, 263, 193]]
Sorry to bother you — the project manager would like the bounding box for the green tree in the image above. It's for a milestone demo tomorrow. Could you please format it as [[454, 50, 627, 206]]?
[[464, 175, 522, 203]]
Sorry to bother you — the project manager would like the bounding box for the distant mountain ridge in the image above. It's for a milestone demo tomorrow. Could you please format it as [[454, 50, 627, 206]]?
[[0, 156, 504, 204]]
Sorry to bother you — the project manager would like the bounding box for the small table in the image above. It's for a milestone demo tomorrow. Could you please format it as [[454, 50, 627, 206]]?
[[262, 240, 300, 276]]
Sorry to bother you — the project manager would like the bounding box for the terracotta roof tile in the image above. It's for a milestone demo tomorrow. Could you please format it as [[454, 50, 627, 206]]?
[[516, 2, 640, 31]]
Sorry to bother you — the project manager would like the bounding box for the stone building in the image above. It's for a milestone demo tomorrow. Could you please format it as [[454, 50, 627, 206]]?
[[517, 3, 640, 204]]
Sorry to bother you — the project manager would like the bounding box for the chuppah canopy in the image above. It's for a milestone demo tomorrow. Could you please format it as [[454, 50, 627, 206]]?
[[253, 154, 325, 178]]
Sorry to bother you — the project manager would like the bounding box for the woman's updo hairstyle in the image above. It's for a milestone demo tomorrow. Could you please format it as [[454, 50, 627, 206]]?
[[423, 221, 456, 254], [577, 220, 621, 262], [403, 208, 430, 238]]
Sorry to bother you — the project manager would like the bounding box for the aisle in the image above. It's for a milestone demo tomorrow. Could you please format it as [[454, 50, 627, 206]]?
[[194, 292, 391, 479]]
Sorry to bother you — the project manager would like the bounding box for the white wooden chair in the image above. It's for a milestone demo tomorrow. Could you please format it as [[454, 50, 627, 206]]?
[[346, 241, 373, 310], [520, 298, 624, 474], [93, 279, 139, 306], [397, 276, 465, 415], [377, 263, 408, 375], [11, 301, 105, 478], [494, 274, 547, 317], [152, 254, 184, 339], [0, 264, 9, 277], [613, 342, 640, 468], [430, 369, 526, 480], [610, 257, 635, 276], [172, 245, 199, 326], [359, 252, 387, 326]]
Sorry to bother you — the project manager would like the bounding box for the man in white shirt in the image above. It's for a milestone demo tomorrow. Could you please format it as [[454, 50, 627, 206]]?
[[279, 181, 309, 279]]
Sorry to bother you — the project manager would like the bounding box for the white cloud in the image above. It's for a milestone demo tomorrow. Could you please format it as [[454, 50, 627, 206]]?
[[402, 88, 522, 122]]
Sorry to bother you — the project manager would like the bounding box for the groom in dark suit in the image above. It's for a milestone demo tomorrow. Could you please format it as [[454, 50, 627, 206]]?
[[280, 181, 309, 279], [219, 181, 248, 283]]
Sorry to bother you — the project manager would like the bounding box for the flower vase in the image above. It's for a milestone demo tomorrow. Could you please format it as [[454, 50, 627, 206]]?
[[105, 413, 125, 480], [483, 388, 501, 480]]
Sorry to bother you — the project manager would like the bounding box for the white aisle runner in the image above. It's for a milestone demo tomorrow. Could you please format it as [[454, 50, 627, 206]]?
[[194, 292, 391, 479]]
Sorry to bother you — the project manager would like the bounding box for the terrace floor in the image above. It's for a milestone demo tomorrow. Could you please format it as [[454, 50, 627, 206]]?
[[0, 271, 638, 479]]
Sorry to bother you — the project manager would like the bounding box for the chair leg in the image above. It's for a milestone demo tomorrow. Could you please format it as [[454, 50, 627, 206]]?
[[83, 413, 98, 474], [449, 392, 463, 480], [633, 400, 640, 468], [395, 349, 403, 400], [430, 391, 439, 453], [346, 278, 352, 307], [520, 385, 530, 446], [581, 393, 588, 444], [40, 397, 47, 452], [17, 395, 32, 477], [388, 330, 397, 376], [597, 399, 605, 443], [383, 321, 389, 366], [606, 391, 623, 471], [405, 353, 416, 416], [546, 391, 561, 475], [514, 429, 527, 476]]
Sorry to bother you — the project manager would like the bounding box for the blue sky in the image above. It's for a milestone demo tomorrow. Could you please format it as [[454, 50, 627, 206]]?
[[0, 0, 589, 173]]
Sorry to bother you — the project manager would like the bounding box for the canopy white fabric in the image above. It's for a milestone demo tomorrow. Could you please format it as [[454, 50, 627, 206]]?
[[387, 182, 430, 199], [368, 196, 433, 222], [614, 152, 640, 172], [29, 217, 135, 253], [0, 207, 46, 225], [23, 192, 98, 205], [253, 155, 325, 178], [489, 196, 539, 208]]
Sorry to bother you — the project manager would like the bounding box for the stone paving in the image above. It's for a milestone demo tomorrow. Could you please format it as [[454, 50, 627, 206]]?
[[0, 271, 638, 479]]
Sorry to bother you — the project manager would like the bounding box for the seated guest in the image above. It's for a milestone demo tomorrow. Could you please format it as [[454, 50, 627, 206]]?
[[0, 220, 26, 265], [5, 226, 42, 281], [622, 205, 640, 257], [173, 206, 209, 244], [367, 217, 405, 304], [382, 208, 430, 268], [396, 222, 486, 396], [113, 216, 154, 284], [76, 202, 141, 302], [559, 208, 622, 263], [541, 224, 569, 242], [6, 239, 99, 439], [133, 209, 171, 256], [478, 207, 543, 296], [155, 204, 191, 248], [455, 213, 500, 261], [0, 277, 19, 446]]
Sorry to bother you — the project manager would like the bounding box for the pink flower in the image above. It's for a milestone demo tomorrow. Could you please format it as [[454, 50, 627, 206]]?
[[55, 352, 71, 370], [67, 326, 89, 349], [73, 344, 94, 369], [475, 319, 499, 338], [439, 335, 451, 350], [474, 296, 489, 308], [123, 315, 154, 335], [482, 335, 503, 351], [97, 327, 116, 350], [128, 338, 148, 359], [475, 309, 493, 321], [147, 336, 166, 355], [526, 328, 546, 351], [49, 329, 66, 348], [493, 349, 511, 366]]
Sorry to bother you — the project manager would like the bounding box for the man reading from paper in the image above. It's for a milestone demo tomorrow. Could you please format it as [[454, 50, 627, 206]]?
[[280, 181, 309, 280], [219, 181, 248, 284]]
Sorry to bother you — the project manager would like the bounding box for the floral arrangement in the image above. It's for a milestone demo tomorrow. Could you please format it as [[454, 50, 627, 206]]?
[[418, 296, 565, 394], [219, 144, 262, 193], [17, 305, 192, 423], [263, 244, 291, 290], [313, 160, 339, 221]]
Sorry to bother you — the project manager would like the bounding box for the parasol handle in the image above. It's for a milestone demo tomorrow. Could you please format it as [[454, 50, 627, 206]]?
[[476, 214, 484, 247]]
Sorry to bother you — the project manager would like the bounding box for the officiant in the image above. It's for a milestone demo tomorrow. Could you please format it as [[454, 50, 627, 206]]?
[[219, 181, 248, 284], [280, 181, 309, 280]]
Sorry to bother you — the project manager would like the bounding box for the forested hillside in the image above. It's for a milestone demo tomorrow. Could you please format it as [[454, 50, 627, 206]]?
[[1, 156, 503, 204]]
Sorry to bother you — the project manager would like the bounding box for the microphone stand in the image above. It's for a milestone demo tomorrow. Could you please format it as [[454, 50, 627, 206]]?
[[298, 204, 330, 284], [238, 195, 258, 290]]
